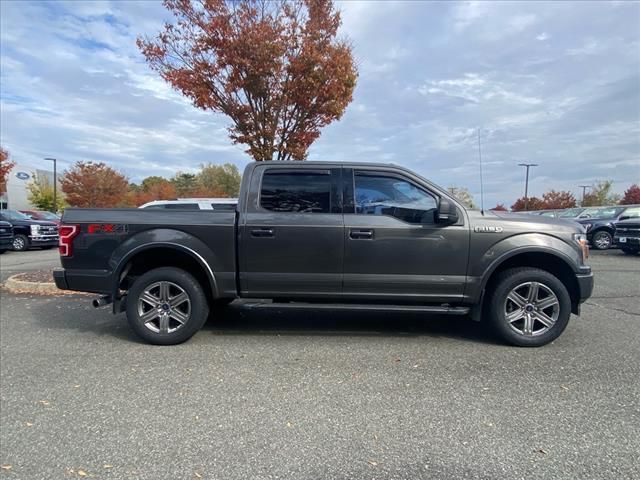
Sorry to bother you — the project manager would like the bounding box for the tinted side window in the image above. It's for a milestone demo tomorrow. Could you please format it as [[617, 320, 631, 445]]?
[[165, 203, 200, 210], [354, 173, 437, 224], [260, 171, 331, 213]]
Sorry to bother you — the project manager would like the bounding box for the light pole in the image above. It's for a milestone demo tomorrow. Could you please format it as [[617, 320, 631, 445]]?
[[579, 185, 591, 206], [44, 157, 57, 213], [518, 163, 538, 210]]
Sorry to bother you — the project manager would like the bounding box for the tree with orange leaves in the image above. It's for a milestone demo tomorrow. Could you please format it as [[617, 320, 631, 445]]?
[[61, 161, 129, 208], [138, 0, 357, 161], [0, 147, 16, 196]]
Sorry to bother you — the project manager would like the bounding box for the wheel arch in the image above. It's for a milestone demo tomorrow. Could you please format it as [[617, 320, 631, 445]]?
[[480, 249, 581, 315], [112, 243, 219, 309]]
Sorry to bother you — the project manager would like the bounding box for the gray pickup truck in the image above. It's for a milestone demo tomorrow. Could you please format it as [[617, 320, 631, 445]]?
[[54, 162, 593, 347]]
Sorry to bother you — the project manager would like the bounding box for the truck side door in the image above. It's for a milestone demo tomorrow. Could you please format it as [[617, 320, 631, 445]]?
[[342, 167, 469, 303], [239, 165, 344, 298]]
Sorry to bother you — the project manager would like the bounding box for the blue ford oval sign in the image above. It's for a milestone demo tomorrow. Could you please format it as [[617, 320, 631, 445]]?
[[16, 172, 30, 180]]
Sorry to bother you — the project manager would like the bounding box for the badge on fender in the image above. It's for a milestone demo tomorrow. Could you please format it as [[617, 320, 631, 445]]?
[[474, 225, 504, 233]]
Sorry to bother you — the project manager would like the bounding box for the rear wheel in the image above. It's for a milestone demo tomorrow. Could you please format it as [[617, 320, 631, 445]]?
[[487, 267, 572, 347], [12, 234, 29, 251], [591, 230, 612, 250], [126, 267, 209, 345]]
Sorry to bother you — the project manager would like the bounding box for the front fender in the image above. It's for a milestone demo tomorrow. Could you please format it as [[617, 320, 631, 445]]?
[[465, 233, 583, 304]]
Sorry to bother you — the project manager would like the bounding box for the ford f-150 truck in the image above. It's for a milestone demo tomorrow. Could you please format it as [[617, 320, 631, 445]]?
[[54, 162, 594, 347]]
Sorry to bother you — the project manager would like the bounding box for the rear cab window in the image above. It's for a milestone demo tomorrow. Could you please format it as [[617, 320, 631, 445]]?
[[260, 170, 334, 214]]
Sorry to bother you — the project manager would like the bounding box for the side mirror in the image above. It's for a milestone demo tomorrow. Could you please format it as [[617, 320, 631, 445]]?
[[437, 198, 459, 224]]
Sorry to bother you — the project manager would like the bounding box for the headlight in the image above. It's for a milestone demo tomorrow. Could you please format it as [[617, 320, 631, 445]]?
[[30, 225, 40, 235], [573, 233, 589, 259]]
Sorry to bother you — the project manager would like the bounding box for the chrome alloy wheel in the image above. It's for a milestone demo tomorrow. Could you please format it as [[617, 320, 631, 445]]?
[[503, 281, 560, 337], [13, 236, 26, 250], [137, 281, 191, 334]]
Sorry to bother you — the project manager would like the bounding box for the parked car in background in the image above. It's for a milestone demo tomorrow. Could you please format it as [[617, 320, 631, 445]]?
[[20, 210, 61, 225], [0, 209, 59, 251], [0, 221, 14, 254], [577, 205, 640, 250], [613, 218, 640, 255], [139, 198, 238, 211]]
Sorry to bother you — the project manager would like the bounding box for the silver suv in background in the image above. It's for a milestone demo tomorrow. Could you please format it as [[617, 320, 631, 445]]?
[[139, 198, 238, 211]]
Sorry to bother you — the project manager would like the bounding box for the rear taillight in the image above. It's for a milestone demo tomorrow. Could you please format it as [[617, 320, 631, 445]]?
[[59, 224, 79, 257]]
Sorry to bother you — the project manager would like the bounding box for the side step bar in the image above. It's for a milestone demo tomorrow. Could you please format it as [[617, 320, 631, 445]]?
[[242, 302, 470, 315]]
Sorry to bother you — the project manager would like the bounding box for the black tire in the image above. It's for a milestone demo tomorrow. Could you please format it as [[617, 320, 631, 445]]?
[[12, 234, 29, 251], [126, 267, 209, 345], [487, 267, 572, 347], [591, 230, 613, 250], [621, 246, 640, 255], [0, 249, 6, 254]]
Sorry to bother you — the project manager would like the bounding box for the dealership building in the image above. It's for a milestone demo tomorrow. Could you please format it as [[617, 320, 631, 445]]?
[[0, 164, 57, 210]]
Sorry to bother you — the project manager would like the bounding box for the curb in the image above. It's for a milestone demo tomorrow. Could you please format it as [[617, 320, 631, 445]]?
[[3, 273, 79, 295]]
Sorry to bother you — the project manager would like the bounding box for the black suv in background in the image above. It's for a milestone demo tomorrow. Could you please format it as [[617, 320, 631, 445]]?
[[577, 205, 640, 250], [0, 221, 14, 254], [0, 210, 59, 251], [614, 218, 640, 255]]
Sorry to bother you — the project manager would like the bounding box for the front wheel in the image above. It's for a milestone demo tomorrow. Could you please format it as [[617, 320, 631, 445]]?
[[126, 267, 209, 345], [591, 230, 612, 250], [487, 267, 572, 347], [12, 234, 29, 251]]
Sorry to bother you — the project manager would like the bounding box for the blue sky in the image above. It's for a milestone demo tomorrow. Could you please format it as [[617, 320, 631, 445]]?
[[1, 0, 639, 207]]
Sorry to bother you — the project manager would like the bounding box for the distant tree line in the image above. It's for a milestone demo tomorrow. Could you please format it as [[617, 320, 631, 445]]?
[[26, 160, 241, 209]]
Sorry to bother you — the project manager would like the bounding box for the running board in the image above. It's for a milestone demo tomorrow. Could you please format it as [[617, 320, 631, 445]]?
[[242, 302, 470, 315]]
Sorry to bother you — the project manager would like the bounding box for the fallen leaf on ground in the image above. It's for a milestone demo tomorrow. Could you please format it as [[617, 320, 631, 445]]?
[[26, 422, 33, 427], [1, 465, 12, 470], [560, 385, 569, 390], [38, 400, 50, 406], [103, 464, 113, 469], [194, 473, 202, 478], [536, 448, 548, 455], [286, 422, 292, 428], [78, 469, 88, 476], [368, 460, 378, 466]]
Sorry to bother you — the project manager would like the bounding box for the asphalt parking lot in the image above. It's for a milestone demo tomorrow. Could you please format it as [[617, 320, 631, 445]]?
[[1, 249, 639, 479]]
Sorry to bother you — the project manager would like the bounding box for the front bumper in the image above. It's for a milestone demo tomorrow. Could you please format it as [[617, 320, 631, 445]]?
[[614, 235, 640, 247], [576, 268, 594, 303], [29, 234, 59, 246]]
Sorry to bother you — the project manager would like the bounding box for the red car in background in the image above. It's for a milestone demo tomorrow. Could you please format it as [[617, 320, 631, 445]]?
[[19, 210, 61, 225]]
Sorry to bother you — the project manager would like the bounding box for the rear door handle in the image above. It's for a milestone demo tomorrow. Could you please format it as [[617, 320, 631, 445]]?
[[349, 229, 373, 240], [251, 228, 274, 238]]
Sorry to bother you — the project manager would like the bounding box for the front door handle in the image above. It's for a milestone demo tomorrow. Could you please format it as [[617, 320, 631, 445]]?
[[349, 229, 373, 240], [251, 228, 274, 238]]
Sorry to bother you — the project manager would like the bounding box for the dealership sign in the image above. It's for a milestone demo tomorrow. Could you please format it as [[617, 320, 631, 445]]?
[[15, 172, 30, 180]]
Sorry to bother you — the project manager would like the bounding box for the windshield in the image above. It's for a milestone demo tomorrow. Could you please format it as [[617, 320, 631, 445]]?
[[0, 210, 30, 221], [38, 211, 60, 220], [560, 208, 584, 218], [590, 207, 624, 219]]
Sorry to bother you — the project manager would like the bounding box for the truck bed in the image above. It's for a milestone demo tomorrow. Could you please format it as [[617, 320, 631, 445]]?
[[59, 208, 237, 296]]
